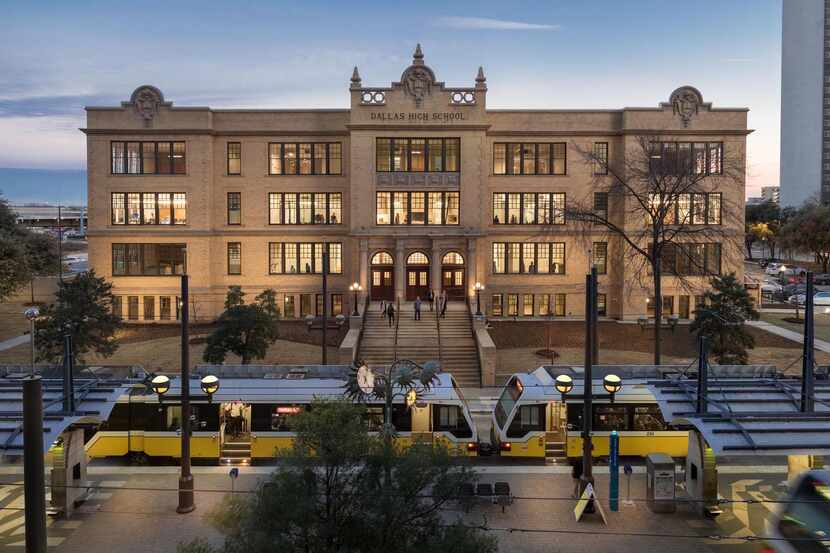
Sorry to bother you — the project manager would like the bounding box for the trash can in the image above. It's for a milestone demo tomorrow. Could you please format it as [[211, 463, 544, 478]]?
[[646, 452, 676, 513]]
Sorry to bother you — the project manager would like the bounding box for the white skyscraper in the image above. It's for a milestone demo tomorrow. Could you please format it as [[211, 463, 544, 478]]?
[[780, 0, 829, 207]]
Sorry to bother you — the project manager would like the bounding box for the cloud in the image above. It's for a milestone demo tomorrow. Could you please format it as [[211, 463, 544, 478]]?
[[0, 94, 115, 118], [434, 16, 560, 31], [721, 58, 759, 63]]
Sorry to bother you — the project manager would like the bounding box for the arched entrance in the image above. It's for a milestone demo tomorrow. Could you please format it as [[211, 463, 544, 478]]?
[[405, 251, 430, 301], [370, 251, 394, 301], [441, 251, 465, 300]]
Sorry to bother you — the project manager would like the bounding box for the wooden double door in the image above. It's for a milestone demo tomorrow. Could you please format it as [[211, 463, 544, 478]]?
[[371, 267, 394, 301], [406, 267, 430, 301], [442, 267, 465, 300]]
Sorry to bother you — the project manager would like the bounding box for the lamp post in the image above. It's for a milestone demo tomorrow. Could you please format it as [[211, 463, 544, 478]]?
[[24, 307, 40, 376], [474, 282, 484, 316], [350, 282, 362, 316]]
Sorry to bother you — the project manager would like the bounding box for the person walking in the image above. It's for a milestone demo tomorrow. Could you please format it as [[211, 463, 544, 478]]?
[[380, 299, 386, 317], [571, 457, 584, 498], [386, 302, 395, 327], [427, 289, 434, 312], [414, 296, 422, 321]]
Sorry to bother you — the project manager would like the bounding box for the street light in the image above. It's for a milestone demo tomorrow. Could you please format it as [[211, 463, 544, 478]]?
[[200, 375, 220, 402], [474, 282, 484, 316], [554, 373, 573, 400], [24, 307, 40, 376], [349, 282, 362, 316], [603, 373, 622, 403], [151, 374, 171, 397]]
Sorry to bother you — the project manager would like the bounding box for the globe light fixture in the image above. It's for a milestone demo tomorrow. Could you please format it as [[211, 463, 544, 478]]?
[[473, 282, 484, 316], [554, 374, 574, 396], [200, 374, 220, 401], [603, 373, 622, 403], [151, 374, 171, 396], [349, 282, 363, 316]]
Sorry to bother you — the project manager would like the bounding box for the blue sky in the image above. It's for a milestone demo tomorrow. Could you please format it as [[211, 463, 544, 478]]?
[[0, 0, 782, 195]]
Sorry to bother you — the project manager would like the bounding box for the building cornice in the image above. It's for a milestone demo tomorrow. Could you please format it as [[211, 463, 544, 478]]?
[[487, 129, 753, 137], [80, 128, 350, 136], [346, 124, 491, 131]]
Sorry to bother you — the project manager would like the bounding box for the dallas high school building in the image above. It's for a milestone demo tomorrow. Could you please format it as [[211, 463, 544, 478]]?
[[84, 46, 747, 322]]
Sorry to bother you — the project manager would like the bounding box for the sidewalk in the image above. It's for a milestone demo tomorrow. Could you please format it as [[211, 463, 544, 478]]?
[[748, 319, 830, 353]]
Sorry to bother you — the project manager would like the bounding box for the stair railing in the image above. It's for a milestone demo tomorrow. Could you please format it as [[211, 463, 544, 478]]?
[[465, 295, 483, 387], [393, 297, 400, 362], [355, 294, 371, 363], [435, 297, 443, 369]]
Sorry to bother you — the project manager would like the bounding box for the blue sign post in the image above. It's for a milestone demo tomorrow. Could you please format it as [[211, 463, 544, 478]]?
[[609, 430, 619, 512]]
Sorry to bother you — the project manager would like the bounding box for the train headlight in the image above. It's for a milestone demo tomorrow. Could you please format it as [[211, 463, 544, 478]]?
[[555, 374, 574, 396], [151, 374, 171, 396], [200, 374, 220, 399]]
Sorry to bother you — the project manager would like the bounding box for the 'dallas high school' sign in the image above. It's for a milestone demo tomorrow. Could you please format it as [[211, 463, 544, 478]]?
[[369, 112, 467, 122]]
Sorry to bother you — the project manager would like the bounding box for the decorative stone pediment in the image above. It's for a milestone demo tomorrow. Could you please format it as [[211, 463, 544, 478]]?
[[398, 44, 436, 108], [667, 86, 705, 128], [122, 85, 171, 127]]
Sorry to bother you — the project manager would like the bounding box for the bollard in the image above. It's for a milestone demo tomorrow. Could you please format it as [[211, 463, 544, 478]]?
[[609, 430, 619, 511]]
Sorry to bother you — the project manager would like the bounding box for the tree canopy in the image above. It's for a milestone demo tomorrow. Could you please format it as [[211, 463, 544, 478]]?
[[690, 272, 759, 364], [779, 203, 830, 273], [34, 270, 121, 364], [178, 400, 497, 553], [203, 287, 280, 364]]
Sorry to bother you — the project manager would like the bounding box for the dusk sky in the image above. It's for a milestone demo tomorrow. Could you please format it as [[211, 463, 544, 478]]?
[[0, 0, 781, 197]]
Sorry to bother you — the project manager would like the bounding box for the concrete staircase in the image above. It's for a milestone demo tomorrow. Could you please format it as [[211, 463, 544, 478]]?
[[437, 303, 481, 388]]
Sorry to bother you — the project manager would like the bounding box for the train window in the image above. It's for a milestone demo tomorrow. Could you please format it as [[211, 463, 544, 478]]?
[[495, 377, 523, 429], [776, 473, 830, 552], [193, 404, 220, 431], [593, 405, 628, 431], [268, 404, 305, 431], [251, 405, 273, 432], [566, 404, 583, 431], [506, 404, 545, 438], [102, 404, 132, 431], [632, 405, 667, 431], [154, 405, 219, 432], [432, 405, 472, 439]]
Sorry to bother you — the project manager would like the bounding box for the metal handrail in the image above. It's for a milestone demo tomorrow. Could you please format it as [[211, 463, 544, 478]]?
[[465, 295, 483, 387], [355, 294, 370, 360], [435, 297, 443, 368], [393, 297, 400, 362]]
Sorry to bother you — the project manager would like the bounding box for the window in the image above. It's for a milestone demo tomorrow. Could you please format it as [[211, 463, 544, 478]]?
[[492, 242, 565, 275], [300, 193, 313, 224], [491, 294, 503, 316], [523, 294, 534, 316], [679, 295, 690, 319], [227, 192, 241, 225], [266, 243, 343, 274], [594, 405, 628, 431], [227, 142, 241, 175], [660, 243, 722, 276], [268, 143, 342, 175], [554, 294, 566, 316], [111, 193, 125, 224], [594, 192, 608, 222], [597, 293, 607, 316], [128, 296, 139, 321], [160, 296, 171, 321], [492, 192, 565, 225], [315, 294, 324, 316], [331, 294, 343, 316], [632, 405, 666, 431], [593, 242, 608, 274], [376, 191, 459, 225], [227, 242, 241, 275], [112, 244, 186, 276], [507, 294, 519, 316], [284, 295, 295, 318], [112, 296, 123, 319], [173, 193, 186, 225], [375, 138, 460, 172], [111, 141, 186, 174], [507, 404, 545, 438], [143, 297, 155, 321], [493, 142, 566, 175], [650, 142, 723, 175], [492, 243, 505, 274], [433, 405, 472, 438], [300, 294, 313, 317], [539, 294, 550, 316], [593, 142, 608, 175]]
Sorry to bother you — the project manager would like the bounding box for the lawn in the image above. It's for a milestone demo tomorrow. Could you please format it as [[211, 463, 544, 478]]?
[[759, 311, 830, 343]]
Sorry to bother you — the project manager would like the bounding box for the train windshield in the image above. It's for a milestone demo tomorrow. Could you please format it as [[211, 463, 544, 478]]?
[[495, 377, 523, 429], [776, 473, 830, 552]]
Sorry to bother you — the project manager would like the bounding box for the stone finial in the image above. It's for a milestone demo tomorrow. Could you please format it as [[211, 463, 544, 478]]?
[[475, 66, 487, 90], [350, 66, 362, 89], [413, 43, 424, 65]]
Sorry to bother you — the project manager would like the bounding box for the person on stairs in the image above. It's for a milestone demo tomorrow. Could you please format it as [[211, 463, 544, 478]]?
[[386, 302, 395, 327], [414, 296, 422, 320], [440, 290, 448, 318], [427, 289, 434, 312]]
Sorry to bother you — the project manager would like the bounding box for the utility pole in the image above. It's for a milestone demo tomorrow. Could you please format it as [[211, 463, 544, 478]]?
[[591, 266, 598, 365], [580, 270, 596, 512], [62, 331, 75, 413], [801, 271, 815, 412], [178, 273, 194, 513], [57, 205, 63, 283], [322, 250, 328, 365], [696, 336, 708, 414], [23, 376, 47, 553]]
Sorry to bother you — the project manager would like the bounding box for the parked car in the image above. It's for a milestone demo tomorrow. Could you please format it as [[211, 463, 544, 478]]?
[[788, 291, 830, 306], [764, 262, 783, 275], [761, 282, 783, 294], [783, 283, 807, 297], [813, 273, 830, 285]]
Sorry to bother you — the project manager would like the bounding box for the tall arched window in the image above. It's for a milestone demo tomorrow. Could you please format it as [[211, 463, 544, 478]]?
[[442, 251, 464, 265], [371, 252, 393, 265], [406, 252, 429, 265]]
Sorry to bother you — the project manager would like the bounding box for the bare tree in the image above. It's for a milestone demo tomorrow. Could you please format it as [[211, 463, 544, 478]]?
[[563, 136, 744, 364]]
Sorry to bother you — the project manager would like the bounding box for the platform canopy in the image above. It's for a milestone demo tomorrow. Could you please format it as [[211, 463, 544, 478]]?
[[647, 377, 830, 456], [0, 377, 130, 456]]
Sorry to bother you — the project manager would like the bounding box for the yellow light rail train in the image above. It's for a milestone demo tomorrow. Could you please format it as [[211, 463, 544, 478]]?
[[86, 367, 478, 463], [491, 366, 689, 460]]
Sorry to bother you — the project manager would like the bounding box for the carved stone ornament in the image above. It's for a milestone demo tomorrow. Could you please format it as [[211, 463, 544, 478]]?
[[127, 85, 166, 127], [400, 44, 436, 108], [669, 86, 703, 127]]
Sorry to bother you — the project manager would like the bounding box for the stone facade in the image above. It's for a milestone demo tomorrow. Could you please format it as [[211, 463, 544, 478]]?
[[83, 46, 748, 323]]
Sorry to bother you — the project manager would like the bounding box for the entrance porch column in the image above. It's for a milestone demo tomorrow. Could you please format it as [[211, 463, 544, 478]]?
[[359, 239, 369, 305], [467, 238, 478, 303], [395, 241, 405, 301], [431, 240, 442, 299]]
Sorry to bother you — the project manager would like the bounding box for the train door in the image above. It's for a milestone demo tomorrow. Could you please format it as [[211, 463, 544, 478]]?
[[220, 401, 252, 464]]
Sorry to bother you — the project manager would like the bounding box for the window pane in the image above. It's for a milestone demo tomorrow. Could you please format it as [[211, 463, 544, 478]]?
[[539, 294, 550, 316], [376, 139, 391, 171], [537, 244, 549, 274], [172, 142, 186, 174], [597, 293, 607, 316], [594, 242, 607, 274], [522, 193, 535, 224], [158, 193, 172, 224], [427, 192, 443, 225], [707, 193, 721, 225], [537, 144, 550, 174], [508, 243, 521, 273], [127, 193, 141, 225], [551, 243, 565, 274], [328, 143, 342, 174], [300, 243, 313, 273], [493, 193, 506, 224], [446, 192, 459, 225], [285, 243, 298, 273], [536, 193, 550, 225], [492, 243, 505, 274], [285, 194, 298, 224], [692, 194, 706, 224], [269, 193, 282, 224], [284, 295, 295, 318], [523, 294, 534, 316], [693, 143, 707, 175], [522, 243, 535, 273], [410, 192, 425, 224], [158, 142, 172, 174], [127, 142, 141, 174], [554, 294, 566, 316], [508, 193, 520, 225], [299, 143, 313, 175], [314, 193, 327, 224], [227, 243, 241, 275], [142, 142, 156, 174], [552, 143, 566, 175], [112, 142, 125, 174], [112, 193, 125, 224], [393, 139, 408, 171], [493, 144, 506, 174], [228, 192, 241, 225], [329, 193, 341, 224], [507, 294, 518, 316], [552, 193, 565, 224], [313, 143, 327, 175], [313, 243, 323, 273], [112, 244, 125, 275], [376, 192, 391, 225], [428, 139, 443, 171], [328, 243, 342, 274], [410, 139, 425, 172], [284, 143, 298, 174], [708, 143, 722, 174], [142, 193, 156, 224], [522, 143, 536, 175], [678, 193, 691, 224], [593, 142, 608, 175], [269, 143, 282, 175], [509, 144, 521, 174], [393, 192, 408, 225], [269, 243, 283, 274], [445, 138, 459, 172], [227, 142, 241, 175], [173, 193, 186, 224], [492, 294, 503, 316]]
